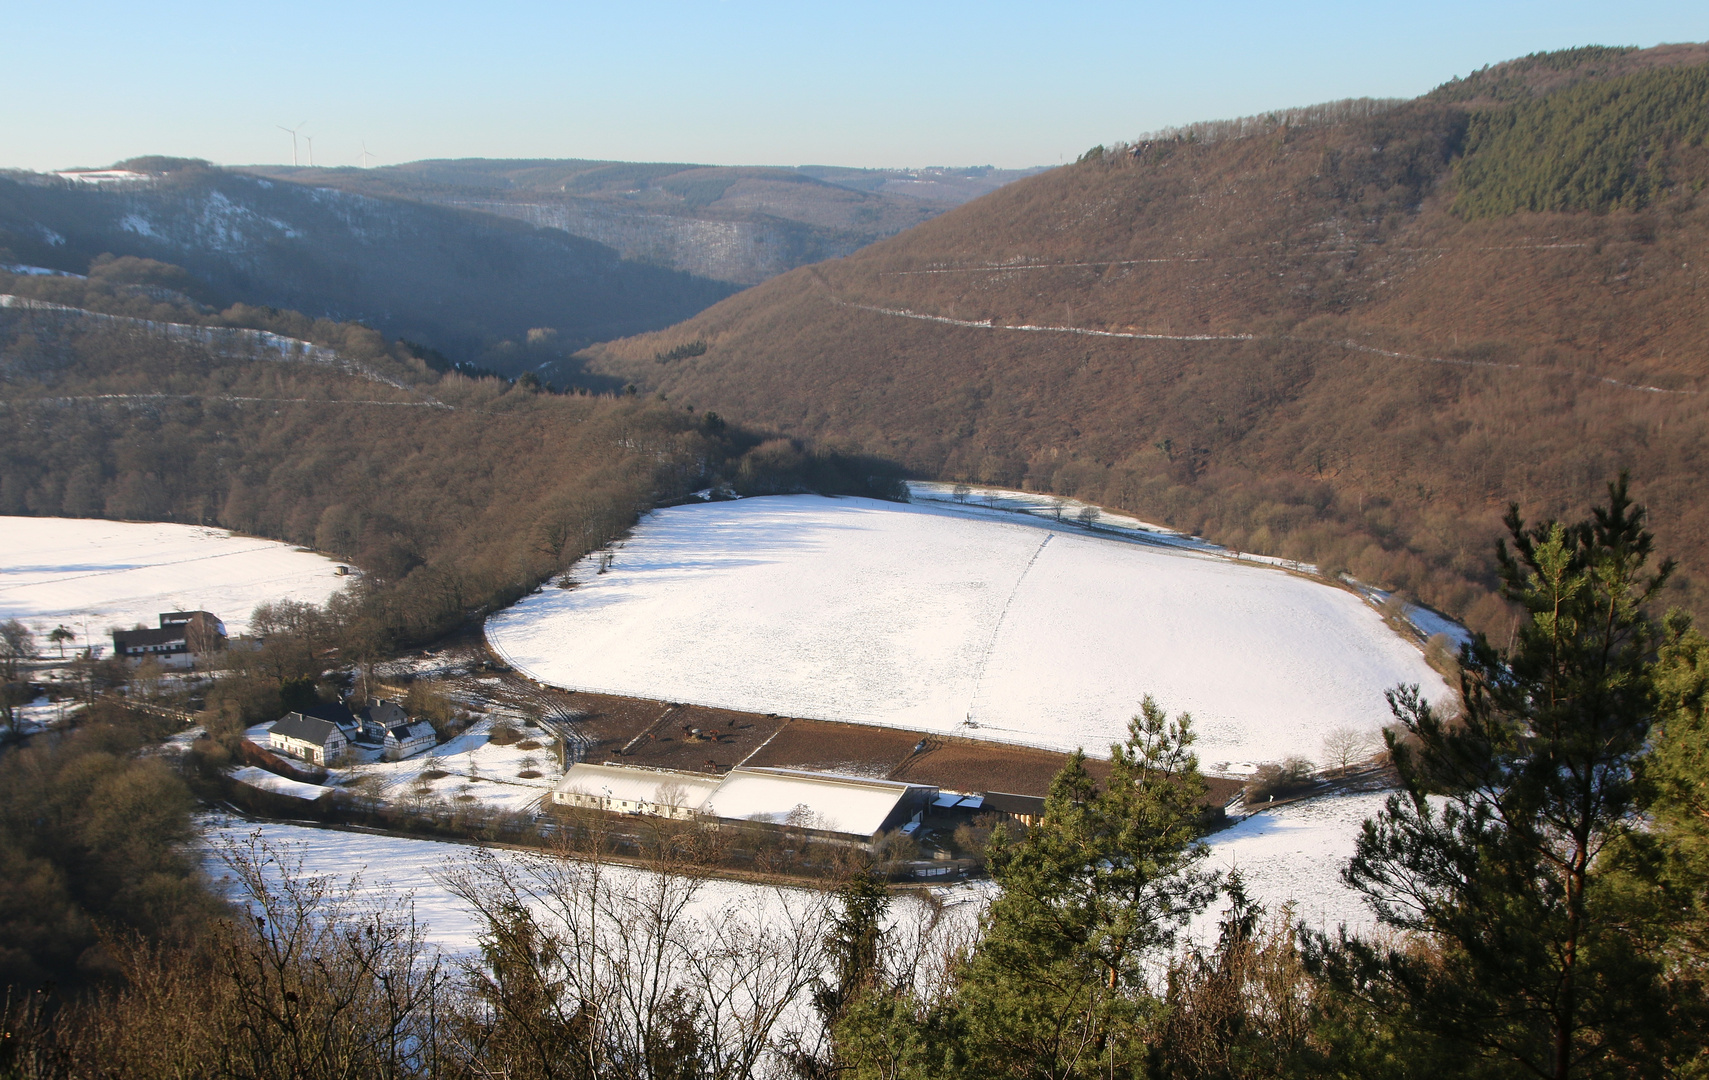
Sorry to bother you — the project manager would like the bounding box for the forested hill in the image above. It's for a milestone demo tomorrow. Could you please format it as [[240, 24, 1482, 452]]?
[[0, 273, 904, 648], [0, 161, 736, 376], [583, 43, 1709, 636]]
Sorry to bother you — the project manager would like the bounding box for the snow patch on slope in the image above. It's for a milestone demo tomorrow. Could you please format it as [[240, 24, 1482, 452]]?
[[1202, 791, 1390, 935]]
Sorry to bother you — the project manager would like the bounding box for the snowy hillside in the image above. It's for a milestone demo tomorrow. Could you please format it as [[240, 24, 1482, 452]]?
[[0, 517, 347, 652], [1201, 792, 1389, 934], [200, 818, 864, 954], [487, 496, 1451, 769]]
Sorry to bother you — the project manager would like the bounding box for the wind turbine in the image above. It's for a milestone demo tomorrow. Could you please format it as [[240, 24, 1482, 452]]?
[[303, 131, 316, 167], [359, 139, 376, 168], [277, 121, 306, 166]]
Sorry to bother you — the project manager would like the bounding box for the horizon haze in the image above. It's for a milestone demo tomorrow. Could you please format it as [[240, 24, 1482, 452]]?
[[7, 1, 1708, 173]]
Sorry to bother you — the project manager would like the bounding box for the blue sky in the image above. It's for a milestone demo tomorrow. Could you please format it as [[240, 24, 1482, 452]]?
[[6, 1, 1707, 171]]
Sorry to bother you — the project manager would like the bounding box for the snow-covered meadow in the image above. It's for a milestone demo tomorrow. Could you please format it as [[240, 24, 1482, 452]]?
[[200, 791, 1386, 957], [1200, 791, 1390, 935], [0, 517, 347, 652], [200, 818, 977, 955], [488, 496, 1450, 770]]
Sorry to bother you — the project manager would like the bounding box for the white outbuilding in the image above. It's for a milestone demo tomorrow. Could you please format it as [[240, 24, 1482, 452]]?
[[552, 763, 722, 820], [705, 767, 934, 841], [549, 762, 936, 844]]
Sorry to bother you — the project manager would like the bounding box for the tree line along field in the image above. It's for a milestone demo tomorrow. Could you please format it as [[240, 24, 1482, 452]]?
[[582, 45, 1709, 640]]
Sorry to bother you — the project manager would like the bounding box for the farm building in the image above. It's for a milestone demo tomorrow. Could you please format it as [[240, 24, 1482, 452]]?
[[705, 768, 936, 843], [980, 790, 1047, 827], [268, 711, 351, 766], [356, 698, 408, 740], [383, 720, 438, 761], [262, 698, 438, 764], [551, 763, 938, 845], [553, 763, 721, 820], [112, 610, 227, 666]]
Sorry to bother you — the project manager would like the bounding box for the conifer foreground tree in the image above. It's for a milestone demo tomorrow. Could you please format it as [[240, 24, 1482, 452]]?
[[828, 697, 1217, 1079], [1335, 475, 1675, 1079], [953, 695, 1218, 1078]]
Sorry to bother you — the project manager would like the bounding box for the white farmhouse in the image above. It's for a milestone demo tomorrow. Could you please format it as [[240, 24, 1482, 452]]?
[[383, 720, 439, 761], [268, 712, 349, 766]]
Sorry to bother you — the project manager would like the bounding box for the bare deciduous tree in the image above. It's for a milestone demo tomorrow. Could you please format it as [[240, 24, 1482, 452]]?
[[0, 619, 36, 681], [1320, 726, 1378, 774], [441, 825, 831, 1079], [214, 830, 453, 1080]]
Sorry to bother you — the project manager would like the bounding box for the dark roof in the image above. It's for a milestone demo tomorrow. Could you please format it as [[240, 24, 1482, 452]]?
[[980, 790, 1046, 817], [359, 699, 406, 728], [296, 701, 358, 729], [159, 610, 215, 625], [271, 713, 347, 746], [113, 626, 187, 650]]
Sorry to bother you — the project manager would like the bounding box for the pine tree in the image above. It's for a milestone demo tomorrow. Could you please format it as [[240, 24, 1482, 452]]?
[[1640, 616, 1709, 962], [1598, 613, 1709, 1073], [1338, 475, 1674, 1079], [953, 695, 1219, 1078], [814, 870, 891, 1027]]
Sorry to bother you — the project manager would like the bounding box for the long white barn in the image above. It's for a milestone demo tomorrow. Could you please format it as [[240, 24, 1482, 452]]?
[[552, 763, 935, 843]]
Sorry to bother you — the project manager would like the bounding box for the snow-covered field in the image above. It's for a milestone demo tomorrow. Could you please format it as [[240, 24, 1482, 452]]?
[[203, 819, 537, 950], [0, 517, 347, 652], [488, 496, 1449, 770], [199, 818, 976, 954], [1202, 792, 1390, 935], [200, 790, 1387, 957]]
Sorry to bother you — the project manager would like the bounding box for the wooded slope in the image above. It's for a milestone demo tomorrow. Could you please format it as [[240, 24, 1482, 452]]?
[[585, 45, 1709, 633], [0, 277, 902, 647]]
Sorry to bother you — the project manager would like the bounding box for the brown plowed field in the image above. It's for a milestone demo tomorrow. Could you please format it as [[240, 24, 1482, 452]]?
[[472, 648, 1242, 807], [740, 720, 920, 778]]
